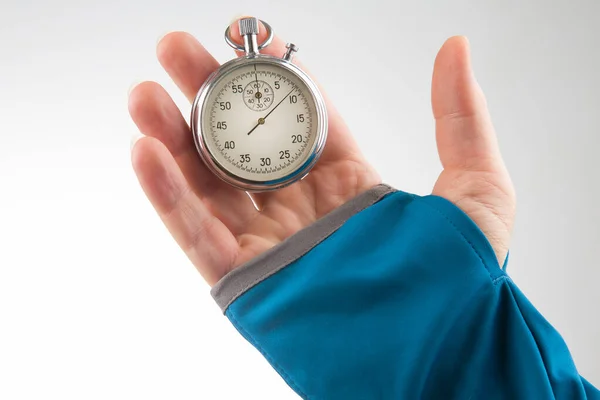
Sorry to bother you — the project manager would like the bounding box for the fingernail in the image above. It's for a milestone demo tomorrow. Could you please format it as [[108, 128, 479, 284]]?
[[229, 13, 247, 25], [127, 81, 141, 98], [457, 36, 475, 79], [130, 132, 144, 151], [462, 35, 470, 47], [156, 31, 170, 47]]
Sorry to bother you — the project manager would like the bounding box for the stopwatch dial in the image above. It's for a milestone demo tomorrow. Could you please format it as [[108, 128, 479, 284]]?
[[202, 62, 319, 182], [242, 80, 274, 111]]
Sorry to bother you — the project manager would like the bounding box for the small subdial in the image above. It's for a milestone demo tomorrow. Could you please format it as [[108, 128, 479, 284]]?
[[243, 80, 274, 111]]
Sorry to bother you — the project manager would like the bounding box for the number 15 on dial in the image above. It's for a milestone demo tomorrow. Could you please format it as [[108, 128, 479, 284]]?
[[191, 17, 328, 192]]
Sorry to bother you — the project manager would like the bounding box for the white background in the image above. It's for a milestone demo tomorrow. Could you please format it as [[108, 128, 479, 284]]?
[[0, 0, 598, 398]]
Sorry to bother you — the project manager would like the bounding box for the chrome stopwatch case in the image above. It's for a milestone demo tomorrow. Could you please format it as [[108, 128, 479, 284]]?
[[190, 18, 328, 192]]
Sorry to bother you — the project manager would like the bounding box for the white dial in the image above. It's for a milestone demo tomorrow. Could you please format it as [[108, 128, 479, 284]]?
[[201, 61, 318, 182]]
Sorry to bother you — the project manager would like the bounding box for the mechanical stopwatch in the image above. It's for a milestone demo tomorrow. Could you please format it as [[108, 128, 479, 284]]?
[[191, 17, 328, 192]]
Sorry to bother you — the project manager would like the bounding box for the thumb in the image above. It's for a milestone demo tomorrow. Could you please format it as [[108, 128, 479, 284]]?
[[431, 36, 516, 266], [431, 36, 503, 172]]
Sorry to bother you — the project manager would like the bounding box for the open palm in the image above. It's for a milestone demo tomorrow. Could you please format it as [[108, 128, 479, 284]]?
[[129, 19, 516, 286]]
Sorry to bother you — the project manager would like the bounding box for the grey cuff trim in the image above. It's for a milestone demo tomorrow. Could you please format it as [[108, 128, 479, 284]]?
[[210, 183, 396, 312]]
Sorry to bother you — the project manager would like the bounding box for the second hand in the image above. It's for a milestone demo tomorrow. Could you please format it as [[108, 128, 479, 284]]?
[[247, 88, 295, 135]]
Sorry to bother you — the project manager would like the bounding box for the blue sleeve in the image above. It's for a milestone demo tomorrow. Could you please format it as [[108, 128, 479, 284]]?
[[210, 185, 600, 399]]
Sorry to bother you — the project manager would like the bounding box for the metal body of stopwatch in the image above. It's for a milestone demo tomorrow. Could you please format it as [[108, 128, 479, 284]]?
[[190, 18, 328, 192]]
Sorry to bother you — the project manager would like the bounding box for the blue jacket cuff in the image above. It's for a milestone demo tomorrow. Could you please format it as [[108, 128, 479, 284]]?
[[211, 184, 599, 399]]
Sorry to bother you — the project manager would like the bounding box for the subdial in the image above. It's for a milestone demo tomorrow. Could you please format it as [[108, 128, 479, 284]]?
[[243, 80, 274, 111]]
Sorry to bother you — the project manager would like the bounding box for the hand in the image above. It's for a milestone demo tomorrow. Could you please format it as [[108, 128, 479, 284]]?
[[128, 18, 516, 286]]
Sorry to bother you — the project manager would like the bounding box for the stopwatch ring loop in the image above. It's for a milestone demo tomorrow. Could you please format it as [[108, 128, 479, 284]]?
[[224, 19, 274, 52]]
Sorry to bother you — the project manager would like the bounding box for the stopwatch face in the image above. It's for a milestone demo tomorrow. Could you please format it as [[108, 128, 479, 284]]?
[[198, 60, 321, 185]]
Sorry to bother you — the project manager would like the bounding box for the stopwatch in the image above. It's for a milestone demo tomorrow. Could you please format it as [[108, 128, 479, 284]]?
[[190, 17, 328, 192]]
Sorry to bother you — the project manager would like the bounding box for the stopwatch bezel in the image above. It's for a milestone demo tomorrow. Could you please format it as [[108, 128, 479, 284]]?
[[191, 54, 328, 193]]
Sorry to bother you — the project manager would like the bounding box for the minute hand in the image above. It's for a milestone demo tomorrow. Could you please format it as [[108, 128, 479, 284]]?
[[263, 88, 295, 121]]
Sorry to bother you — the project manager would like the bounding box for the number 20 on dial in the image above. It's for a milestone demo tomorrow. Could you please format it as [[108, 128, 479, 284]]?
[[191, 17, 328, 192]]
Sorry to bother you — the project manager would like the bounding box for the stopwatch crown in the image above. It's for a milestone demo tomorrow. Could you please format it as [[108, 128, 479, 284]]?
[[239, 17, 260, 37], [225, 18, 274, 56]]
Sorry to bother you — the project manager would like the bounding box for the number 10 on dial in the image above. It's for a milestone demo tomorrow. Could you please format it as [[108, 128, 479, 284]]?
[[191, 17, 328, 192]]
